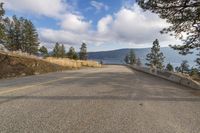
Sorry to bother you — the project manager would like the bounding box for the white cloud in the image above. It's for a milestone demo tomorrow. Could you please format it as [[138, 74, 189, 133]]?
[[97, 4, 173, 44], [90, 1, 109, 11], [1, 1, 181, 50], [1, 0, 68, 18], [39, 3, 180, 49], [97, 15, 113, 34], [60, 14, 91, 33], [2, 0, 92, 34], [39, 28, 90, 45]]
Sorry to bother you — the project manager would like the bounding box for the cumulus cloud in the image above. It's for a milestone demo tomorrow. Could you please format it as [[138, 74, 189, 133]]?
[[1, 0, 68, 18], [39, 28, 91, 45], [1, 0, 92, 38], [60, 14, 91, 33], [97, 4, 173, 44], [90, 1, 109, 11], [1, 0, 180, 49], [97, 15, 113, 34], [38, 3, 179, 48]]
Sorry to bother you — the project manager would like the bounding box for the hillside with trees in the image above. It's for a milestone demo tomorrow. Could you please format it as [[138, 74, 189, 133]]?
[[0, 3, 101, 79]]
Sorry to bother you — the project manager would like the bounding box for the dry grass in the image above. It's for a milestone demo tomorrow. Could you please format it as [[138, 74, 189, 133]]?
[[0, 51, 101, 69], [0, 50, 39, 59], [175, 72, 200, 83], [0, 52, 68, 79], [0, 52, 101, 79], [45, 57, 101, 69], [191, 75, 200, 83]]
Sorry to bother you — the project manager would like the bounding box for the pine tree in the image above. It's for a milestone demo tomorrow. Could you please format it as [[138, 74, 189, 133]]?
[[60, 44, 66, 58], [175, 66, 181, 73], [0, 3, 4, 18], [166, 63, 174, 72], [0, 4, 39, 54], [137, 0, 200, 55], [196, 52, 200, 71], [4, 16, 39, 54], [136, 58, 142, 66], [79, 43, 87, 60], [39, 46, 48, 57], [190, 68, 199, 76], [124, 55, 129, 64], [12, 15, 21, 51], [146, 39, 165, 69], [22, 19, 39, 54], [53, 42, 60, 58], [180, 60, 190, 73], [67, 47, 78, 60], [0, 3, 5, 41], [129, 49, 136, 65], [4, 17, 15, 50]]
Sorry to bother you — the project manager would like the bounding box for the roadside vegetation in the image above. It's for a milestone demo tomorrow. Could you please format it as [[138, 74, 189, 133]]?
[[124, 39, 200, 83], [135, 0, 200, 82], [124, 0, 200, 82], [0, 4, 101, 79]]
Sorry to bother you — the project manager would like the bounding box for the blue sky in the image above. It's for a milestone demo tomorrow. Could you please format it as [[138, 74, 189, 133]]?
[[1, 0, 180, 51]]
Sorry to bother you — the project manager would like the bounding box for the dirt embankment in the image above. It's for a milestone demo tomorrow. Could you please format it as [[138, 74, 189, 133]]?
[[0, 53, 69, 79]]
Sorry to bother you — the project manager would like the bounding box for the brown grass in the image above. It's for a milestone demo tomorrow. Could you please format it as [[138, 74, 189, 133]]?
[[0, 52, 101, 79], [45, 57, 101, 69], [191, 75, 200, 83]]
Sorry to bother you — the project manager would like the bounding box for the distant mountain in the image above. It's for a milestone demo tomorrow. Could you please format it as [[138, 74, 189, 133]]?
[[88, 47, 198, 67]]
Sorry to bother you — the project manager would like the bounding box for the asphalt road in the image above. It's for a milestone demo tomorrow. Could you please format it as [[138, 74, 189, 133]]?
[[0, 65, 200, 133]]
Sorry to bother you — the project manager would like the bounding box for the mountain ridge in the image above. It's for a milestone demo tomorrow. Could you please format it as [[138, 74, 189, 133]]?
[[88, 47, 198, 67]]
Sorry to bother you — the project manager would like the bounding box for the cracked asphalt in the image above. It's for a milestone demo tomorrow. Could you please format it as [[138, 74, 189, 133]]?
[[0, 65, 200, 133]]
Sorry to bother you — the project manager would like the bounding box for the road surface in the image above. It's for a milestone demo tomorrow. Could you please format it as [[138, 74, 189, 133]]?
[[0, 65, 200, 133]]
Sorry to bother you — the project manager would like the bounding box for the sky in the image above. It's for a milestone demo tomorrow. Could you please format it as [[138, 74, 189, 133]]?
[[0, 0, 181, 52]]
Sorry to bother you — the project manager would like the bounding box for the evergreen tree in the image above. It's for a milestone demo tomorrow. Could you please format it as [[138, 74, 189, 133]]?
[[0, 3, 4, 18], [166, 63, 174, 72], [39, 46, 48, 57], [4, 17, 15, 50], [129, 49, 136, 65], [196, 52, 200, 71], [4, 16, 39, 54], [60, 44, 66, 58], [124, 50, 137, 65], [0, 3, 5, 41], [136, 58, 142, 66], [137, 0, 200, 55], [22, 19, 39, 54], [53, 42, 60, 58], [190, 68, 199, 76], [67, 47, 78, 60], [12, 15, 21, 51], [180, 60, 190, 73], [175, 66, 181, 73], [124, 55, 129, 64], [79, 43, 87, 60], [146, 39, 165, 69]]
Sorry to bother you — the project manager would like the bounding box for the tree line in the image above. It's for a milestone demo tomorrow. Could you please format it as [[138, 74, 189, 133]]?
[[0, 4, 39, 54], [50, 42, 88, 60], [125, 39, 199, 77], [0, 3, 88, 60]]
